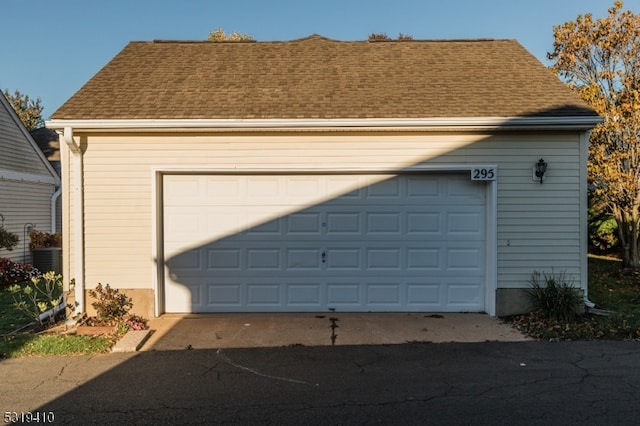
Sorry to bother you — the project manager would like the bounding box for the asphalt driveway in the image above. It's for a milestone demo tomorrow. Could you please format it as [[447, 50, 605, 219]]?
[[2, 341, 640, 425]]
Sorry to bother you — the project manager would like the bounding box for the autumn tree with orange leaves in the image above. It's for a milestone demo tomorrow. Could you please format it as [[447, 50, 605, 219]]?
[[208, 28, 253, 42], [548, 1, 640, 266]]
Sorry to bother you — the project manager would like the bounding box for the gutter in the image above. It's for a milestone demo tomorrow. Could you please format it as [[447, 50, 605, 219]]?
[[46, 116, 604, 132], [50, 187, 61, 234], [62, 127, 85, 316]]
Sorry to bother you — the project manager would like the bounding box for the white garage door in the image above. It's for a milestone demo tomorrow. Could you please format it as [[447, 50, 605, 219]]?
[[163, 173, 486, 313]]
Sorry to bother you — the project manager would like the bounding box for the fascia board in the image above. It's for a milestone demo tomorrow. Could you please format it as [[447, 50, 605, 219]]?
[[0, 94, 61, 186], [46, 116, 603, 132], [0, 168, 58, 185]]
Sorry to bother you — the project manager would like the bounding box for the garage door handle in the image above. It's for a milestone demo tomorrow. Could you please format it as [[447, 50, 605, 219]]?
[[321, 251, 326, 263]]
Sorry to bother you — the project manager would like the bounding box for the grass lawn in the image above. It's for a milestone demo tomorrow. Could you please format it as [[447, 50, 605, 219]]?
[[0, 282, 114, 358], [588, 255, 640, 317], [1, 333, 114, 358], [0, 284, 33, 334]]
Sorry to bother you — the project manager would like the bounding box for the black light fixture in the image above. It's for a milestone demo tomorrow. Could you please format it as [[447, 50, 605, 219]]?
[[535, 158, 547, 184]]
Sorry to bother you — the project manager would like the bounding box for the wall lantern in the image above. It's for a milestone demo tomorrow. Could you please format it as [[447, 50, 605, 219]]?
[[534, 158, 548, 184]]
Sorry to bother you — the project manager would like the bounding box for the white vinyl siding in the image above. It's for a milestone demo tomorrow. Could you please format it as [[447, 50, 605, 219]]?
[[0, 100, 53, 176], [0, 98, 58, 263], [64, 131, 584, 300], [0, 179, 55, 263]]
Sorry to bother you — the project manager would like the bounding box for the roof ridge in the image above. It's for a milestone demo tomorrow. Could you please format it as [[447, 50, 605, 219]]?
[[141, 36, 513, 45]]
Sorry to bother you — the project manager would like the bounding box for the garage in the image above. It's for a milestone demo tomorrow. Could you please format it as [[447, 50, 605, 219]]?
[[47, 36, 602, 318], [163, 172, 486, 313]]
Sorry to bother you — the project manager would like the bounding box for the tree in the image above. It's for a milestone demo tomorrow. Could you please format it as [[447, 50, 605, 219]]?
[[548, 1, 640, 266], [2, 89, 44, 131], [208, 28, 253, 42], [368, 32, 413, 41], [369, 32, 391, 41]]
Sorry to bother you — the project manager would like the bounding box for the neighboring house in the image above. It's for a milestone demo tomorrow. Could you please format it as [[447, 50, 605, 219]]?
[[31, 127, 62, 233], [47, 35, 602, 318], [0, 90, 60, 264]]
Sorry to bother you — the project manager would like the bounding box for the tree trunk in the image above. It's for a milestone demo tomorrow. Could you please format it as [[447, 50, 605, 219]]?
[[613, 204, 640, 268], [613, 205, 632, 266]]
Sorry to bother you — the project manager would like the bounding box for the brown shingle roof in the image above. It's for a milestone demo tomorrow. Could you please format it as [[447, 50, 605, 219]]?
[[52, 35, 597, 120]]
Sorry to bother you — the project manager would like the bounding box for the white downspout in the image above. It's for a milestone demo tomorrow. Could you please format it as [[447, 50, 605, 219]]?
[[580, 130, 595, 309], [63, 127, 85, 316], [50, 187, 61, 234]]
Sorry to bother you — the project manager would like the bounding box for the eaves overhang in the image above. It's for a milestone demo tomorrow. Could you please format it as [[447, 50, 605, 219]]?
[[46, 116, 604, 133]]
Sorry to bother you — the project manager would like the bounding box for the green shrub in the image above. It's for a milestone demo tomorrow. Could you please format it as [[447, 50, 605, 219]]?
[[0, 226, 19, 251], [527, 271, 583, 322], [88, 283, 133, 323], [10, 271, 63, 326]]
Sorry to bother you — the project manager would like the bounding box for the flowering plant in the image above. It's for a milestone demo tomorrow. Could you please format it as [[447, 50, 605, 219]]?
[[28, 230, 62, 250], [0, 258, 40, 287], [9, 271, 63, 326], [123, 314, 148, 331]]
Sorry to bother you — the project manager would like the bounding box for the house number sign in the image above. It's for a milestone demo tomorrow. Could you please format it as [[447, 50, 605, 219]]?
[[470, 167, 496, 181]]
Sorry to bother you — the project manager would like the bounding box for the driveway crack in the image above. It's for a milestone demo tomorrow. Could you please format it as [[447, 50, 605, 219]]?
[[216, 349, 307, 385]]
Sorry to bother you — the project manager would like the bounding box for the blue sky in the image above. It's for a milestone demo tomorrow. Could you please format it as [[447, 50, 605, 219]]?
[[2, 0, 638, 118]]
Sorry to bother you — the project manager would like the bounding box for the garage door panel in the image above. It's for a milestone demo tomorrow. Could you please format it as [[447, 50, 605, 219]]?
[[407, 248, 441, 269], [205, 177, 242, 199], [366, 212, 402, 234], [287, 283, 322, 306], [407, 212, 442, 234], [163, 209, 202, 240], [326, 176, 366, 198], [164, 175, 202, 200], [208, 283, 242, 307], [446, 280, 484, 307], [447, 178, 486, 201], [169, 250, 201, 270], [286, 176, 322, 197], [208, 248, 241, 270], [247, 176, 281, 198], [366, 177, 401, 198], [325, 248, 361, 269], [326, 212, 362, 234], [247, 283, 281, 306], [327, 283, 361, 305], [286, 212, 322, 234], [366, 249, 401, 269], [447, 212, 483, 235], [165, 279, 204, 313], [164, 173, 486, 313], [367, 284, 402, 305], [286, 249, 322, 270], [246, 218, 282, 235], [447, 248, 483, 271], [407, 176, 440, 198], [407, 282, 441, 306], [247, 249, 281, 270]]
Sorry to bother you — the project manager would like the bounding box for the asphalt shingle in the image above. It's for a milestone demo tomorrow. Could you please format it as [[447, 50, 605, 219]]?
[[52, 35, 597, 120]]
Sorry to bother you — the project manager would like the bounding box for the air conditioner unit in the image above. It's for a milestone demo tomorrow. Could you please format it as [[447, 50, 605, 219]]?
[[32, 247, 62, 274]]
